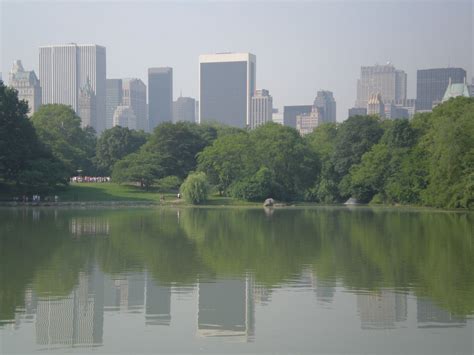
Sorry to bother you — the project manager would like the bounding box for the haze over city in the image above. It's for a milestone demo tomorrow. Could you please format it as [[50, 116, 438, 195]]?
[[2, 0, 472, 122]]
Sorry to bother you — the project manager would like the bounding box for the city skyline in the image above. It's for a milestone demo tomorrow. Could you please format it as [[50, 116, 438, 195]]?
[[2, 1, 472, 122]]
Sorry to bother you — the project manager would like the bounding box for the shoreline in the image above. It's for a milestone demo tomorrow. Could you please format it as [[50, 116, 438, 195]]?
[[0, 199, 471, 214]]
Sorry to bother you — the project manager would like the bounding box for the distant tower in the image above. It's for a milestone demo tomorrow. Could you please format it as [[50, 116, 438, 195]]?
[[250, 89, 273, 129], [173, 95, 196, 123], [39, 43, 106, 133], [296, 107, 320, 135], [148, 67, 173, 130], [367, 93, 385, 117], [356, 63, 406, 108], [199, 53, 256, 127], [9, 60, 42, 116], [113, 105, 137, 130], [313, 91, 336, 123], [78, 77, 96, 129], [416, 68, 467, 111], [121, 78, 147, 131], [106, 79, 123, 130]]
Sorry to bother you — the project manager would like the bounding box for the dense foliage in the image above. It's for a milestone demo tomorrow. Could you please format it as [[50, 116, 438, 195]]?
[[0, 82, 68, 193], [180, 171, 210, 204], [1, 80, 472, 208]]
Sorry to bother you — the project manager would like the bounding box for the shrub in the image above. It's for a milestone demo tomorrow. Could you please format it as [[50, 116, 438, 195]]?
[[180, 172, 210, 204]]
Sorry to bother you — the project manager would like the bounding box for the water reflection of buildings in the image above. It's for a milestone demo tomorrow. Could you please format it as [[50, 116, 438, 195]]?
[[417, 298, 466, 328], [356, 290, 407, 329], [35, 267, 104, 347], [69, 217, 110, 237], [197, 276, 255, 341]]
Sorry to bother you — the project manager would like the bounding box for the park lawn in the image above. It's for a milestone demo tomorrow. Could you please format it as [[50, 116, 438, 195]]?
[[56, 183, 176, 202]]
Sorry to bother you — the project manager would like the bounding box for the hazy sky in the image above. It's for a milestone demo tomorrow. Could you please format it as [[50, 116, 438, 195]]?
[[1, 0, 473, 121]]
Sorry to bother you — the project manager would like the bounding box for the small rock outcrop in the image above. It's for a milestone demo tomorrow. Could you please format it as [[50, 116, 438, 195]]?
[[263, 198, 275, 207]]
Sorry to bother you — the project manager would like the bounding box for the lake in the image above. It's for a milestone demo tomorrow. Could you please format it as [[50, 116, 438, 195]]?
[[0, 206, 473, 354]]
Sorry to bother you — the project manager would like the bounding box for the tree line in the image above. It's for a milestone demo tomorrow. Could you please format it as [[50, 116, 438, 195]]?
[[0, 81, 472, 208]]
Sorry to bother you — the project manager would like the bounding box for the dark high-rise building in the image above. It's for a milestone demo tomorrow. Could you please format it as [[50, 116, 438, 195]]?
[[148, 67, 173, 130], [283, 105, 312, 128], [199, 53, 256, 128], [348, 107, 367, 117], [173, 96, 196, 123], [106, 79, 123, 130], [416, 68, 467, 111], [313, 91, 336, 123]]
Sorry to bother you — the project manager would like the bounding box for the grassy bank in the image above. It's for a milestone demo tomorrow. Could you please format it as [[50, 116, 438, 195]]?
[[53, 183, 258, 206]]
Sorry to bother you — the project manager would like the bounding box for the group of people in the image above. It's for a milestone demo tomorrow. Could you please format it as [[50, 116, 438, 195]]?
[[12, 195, 59, 203], [70, 176, 111, 183]]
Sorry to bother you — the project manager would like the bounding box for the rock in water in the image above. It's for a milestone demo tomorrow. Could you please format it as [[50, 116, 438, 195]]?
[[344, 197, 359, 205], [263, 198, 275, 207]]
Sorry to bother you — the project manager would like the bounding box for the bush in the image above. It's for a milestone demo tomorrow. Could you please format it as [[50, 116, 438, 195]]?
[[230, 167, 280, 202], [180, 172, 210, 204]]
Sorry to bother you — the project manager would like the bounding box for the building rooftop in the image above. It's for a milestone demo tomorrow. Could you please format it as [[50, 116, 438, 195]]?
[[442, 78, 470, 102]]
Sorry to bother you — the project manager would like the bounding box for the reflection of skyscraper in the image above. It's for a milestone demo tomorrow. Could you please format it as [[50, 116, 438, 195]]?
[[356, 290, 407, 329], [35, 267, 104, 347], [69, 217, 110, 237], [197, 276, 255, 341], [145, 274, 171, 326], [417, 298, 466, 328], [103, 273, 145, 312]]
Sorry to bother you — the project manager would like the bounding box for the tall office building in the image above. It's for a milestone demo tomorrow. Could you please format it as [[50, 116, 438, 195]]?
[[296, 107, 320, 136], [272, 108, 283, 125], [367, 93, 385, 117], [283, 105, 312, 128], [106, 79, 123, 130], [113, 105, 137, 129], [416, 68, 467, 111], [121, 78, 147, 131], [348, 107, 367, 117], [313, 91, 336, 123], [78, 78, 96, 129], [199, 53, 256, 128], [173, 96, 196, 123], [8, 60, 42, 116], [148, 67, 173, 130], [39, 43, 106, 133], [249, 89, 273, 129], [356, 63, 407, 108]]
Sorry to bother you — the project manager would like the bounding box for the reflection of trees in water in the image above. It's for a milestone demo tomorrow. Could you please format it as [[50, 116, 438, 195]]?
[[1, 207, 473, 327]]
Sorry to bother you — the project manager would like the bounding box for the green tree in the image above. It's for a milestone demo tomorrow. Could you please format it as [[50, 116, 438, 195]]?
[[0, 82, 68, 193], [95, 126, 148, 175], [31, 104, 97, 175], [230, 166, 281, 201], [332, 116, 384, 182], [144, 122, 212, 179], [180, 171, 210, 204], [197, 132, 256, 194], [421, 97, 474, 208], [112, 151, 164, 189]]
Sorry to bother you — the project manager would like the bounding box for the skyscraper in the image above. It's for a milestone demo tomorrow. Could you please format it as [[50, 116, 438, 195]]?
[[78, 78, 96, 129], [416, 68, 467, 111], [249, 89, 273, 129], [367, 93, 385, 117], [296, 107, 320, 136], [348, 107, 367, 117], [106, 79, 123, 130], [356, 63, 407, 108], [313, 91, 336, 123], [173, 96, 196, 123], [121, 78, 147, 131], [148, 67, 173, 130], [283, 105, 312, 128], [8, 60, 42, 116], [199, 53, 256, 128], [39, 43, 106, 133]]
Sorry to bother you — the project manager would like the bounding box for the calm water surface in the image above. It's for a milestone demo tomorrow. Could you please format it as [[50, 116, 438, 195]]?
[[0, 206, 473, 354]]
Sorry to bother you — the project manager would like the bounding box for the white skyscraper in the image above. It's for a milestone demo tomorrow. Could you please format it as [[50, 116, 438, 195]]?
[[250, 89, 273, 129], [199, 53, 256, 128], [356, 63, 406, 108], [39, 43, 106, 133], [8, 60, 42, 116]]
